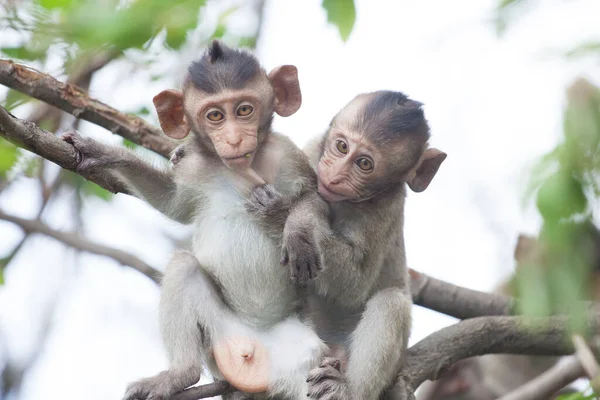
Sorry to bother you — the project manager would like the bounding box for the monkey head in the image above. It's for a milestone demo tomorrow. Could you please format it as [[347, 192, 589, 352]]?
[[153, 40, 301, 171], [317, 91, 447, 202]]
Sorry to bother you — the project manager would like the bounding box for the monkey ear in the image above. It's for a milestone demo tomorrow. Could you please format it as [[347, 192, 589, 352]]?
[[153, 89, 191, 139], [268, 65, 302, 117], [407, 148, 447, 193]]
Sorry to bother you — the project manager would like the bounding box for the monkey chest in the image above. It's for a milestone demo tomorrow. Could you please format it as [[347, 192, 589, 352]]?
[[191, 181, 296, 326]]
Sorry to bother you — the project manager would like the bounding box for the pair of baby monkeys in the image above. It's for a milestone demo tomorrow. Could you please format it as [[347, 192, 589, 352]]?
[[63, 41, 446, 400]]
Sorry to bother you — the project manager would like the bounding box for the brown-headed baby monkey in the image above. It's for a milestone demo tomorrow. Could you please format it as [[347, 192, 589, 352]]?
[[250, 91, 445, 399], [62, 41, 327, 399]]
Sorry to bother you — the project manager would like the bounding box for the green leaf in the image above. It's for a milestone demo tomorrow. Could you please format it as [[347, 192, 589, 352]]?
[[565, 41, 600, 58], [81, 180, 112, 201], [0, 267, 4, 285], [0, 46, 46, 61], [37, 0, 74, 9], [322, 0, 356, 41], [122, 139, 137, 150], [212, 23, 227, 40], [535, 169, 587, 222], [238, 36, 257, 49], [3, 89, 31, 111], [0, 141, 19, 178]]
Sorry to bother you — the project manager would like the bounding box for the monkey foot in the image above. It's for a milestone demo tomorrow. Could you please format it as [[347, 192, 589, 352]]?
[[213, 335, 270, 393]]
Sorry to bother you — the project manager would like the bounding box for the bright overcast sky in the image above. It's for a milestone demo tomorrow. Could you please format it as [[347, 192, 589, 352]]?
[[1, 0, 600, 399]]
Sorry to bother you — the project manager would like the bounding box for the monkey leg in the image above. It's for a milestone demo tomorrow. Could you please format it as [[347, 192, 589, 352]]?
[[308, 288, 411, 400], [345, 288, 411, 400], [161, 251, 271, 394]]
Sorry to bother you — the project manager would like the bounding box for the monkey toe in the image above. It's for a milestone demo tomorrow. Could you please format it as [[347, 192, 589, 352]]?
[[306, 371, 347, 400], [307, 364, 344, 385], [319, 357, 341, 371]]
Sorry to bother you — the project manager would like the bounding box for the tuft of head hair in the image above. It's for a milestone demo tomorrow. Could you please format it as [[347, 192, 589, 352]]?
[[187, 40, 263, 94], [208, 40, 224, 63]]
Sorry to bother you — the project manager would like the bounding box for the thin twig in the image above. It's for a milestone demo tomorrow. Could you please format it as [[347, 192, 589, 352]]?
[[0, 209, 161, 284], [573, 334, 600, 392], [497, 356, 585, 400]]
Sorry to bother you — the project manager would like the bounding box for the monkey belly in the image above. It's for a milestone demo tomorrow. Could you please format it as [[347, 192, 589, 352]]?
[[213, 317, 326, 396], [192, 182, 297, 326]]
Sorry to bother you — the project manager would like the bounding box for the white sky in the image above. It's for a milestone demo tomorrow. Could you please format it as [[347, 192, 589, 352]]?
[[1, 0, 600, 399]]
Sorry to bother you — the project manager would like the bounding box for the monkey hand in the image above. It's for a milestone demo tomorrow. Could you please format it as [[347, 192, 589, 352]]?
[[245, 184, 291, 231], [62, 130, 122, 174], [307, 357, 349, 400], [170, 145, 185, 165], [281, 225, 322, 286], [122, 371, 179, 400]]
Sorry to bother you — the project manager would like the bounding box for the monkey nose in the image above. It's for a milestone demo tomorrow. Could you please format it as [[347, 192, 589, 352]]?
[[329, 177, 342, 185], [225, 134, 242, 146]]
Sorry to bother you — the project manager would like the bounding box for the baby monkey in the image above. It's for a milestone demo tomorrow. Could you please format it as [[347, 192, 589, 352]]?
[[63, 41, 326, 399], [299, 91, 446, 399]]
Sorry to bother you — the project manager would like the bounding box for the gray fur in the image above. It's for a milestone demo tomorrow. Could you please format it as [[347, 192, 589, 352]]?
[[187, 40, 262, 95], [296, 91, 443, 400], [63, 93, 326, 399]]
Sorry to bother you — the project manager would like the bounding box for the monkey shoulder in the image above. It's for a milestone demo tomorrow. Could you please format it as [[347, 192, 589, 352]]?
[[258, 133, 317, 195], [302, 135, 325, 170], [171, 145, 218, 185]]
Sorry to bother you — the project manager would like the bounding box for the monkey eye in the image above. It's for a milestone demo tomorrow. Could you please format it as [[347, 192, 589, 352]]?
[[356, 157, 374, 171], [237, 104, 254, 117], [335, 140, 348, 154], [206, 110, 224, 122]]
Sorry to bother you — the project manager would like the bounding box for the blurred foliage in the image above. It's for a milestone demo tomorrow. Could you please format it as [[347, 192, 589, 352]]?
[[512, 78, 600, 335], [0, 141, 19, 179], [557, 389, 598, 400], [322, 0, 356, 42]]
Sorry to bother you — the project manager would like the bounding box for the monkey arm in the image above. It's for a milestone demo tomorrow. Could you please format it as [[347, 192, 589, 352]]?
[[62, 131, 196, 224]]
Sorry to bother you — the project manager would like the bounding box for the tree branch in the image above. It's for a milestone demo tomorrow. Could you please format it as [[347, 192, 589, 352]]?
[[497, 356, 584, 400], [0, 105, 133, 195], [403, 315, 600, 390], [0, 59, 176, 157], [0, 209, 161, 284], [165, 314, 600, 399], [409, 268, 513, 318]]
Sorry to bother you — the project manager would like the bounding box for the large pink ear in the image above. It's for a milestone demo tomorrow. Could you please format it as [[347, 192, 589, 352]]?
[[153, 89, 191, 139], [407, 148, 447, 193], [267, 65, 302, 117]]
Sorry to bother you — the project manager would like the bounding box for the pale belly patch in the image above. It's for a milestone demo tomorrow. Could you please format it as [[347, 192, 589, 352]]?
[[192, 180, 295, 326]]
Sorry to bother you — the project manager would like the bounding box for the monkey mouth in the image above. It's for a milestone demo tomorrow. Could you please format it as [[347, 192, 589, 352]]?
[[223, 152, 253, 161], [222, 152, 254, 169], [318, 181, 348, 202]]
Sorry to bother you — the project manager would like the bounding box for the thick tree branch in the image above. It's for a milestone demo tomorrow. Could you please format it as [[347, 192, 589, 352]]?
[[0, 209, 161, 284], [0, 105, 132, 195], [0, 59, 176, 157], [168, 314, 600, 399], [409, 268, 513, 318], [402, 315, 599, 390]]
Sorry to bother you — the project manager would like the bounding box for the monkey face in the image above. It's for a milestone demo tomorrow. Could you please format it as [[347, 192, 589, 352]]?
[[192, 90, 263, 170], [153, 43, 302, 173], [317, 129, 381, 202]]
